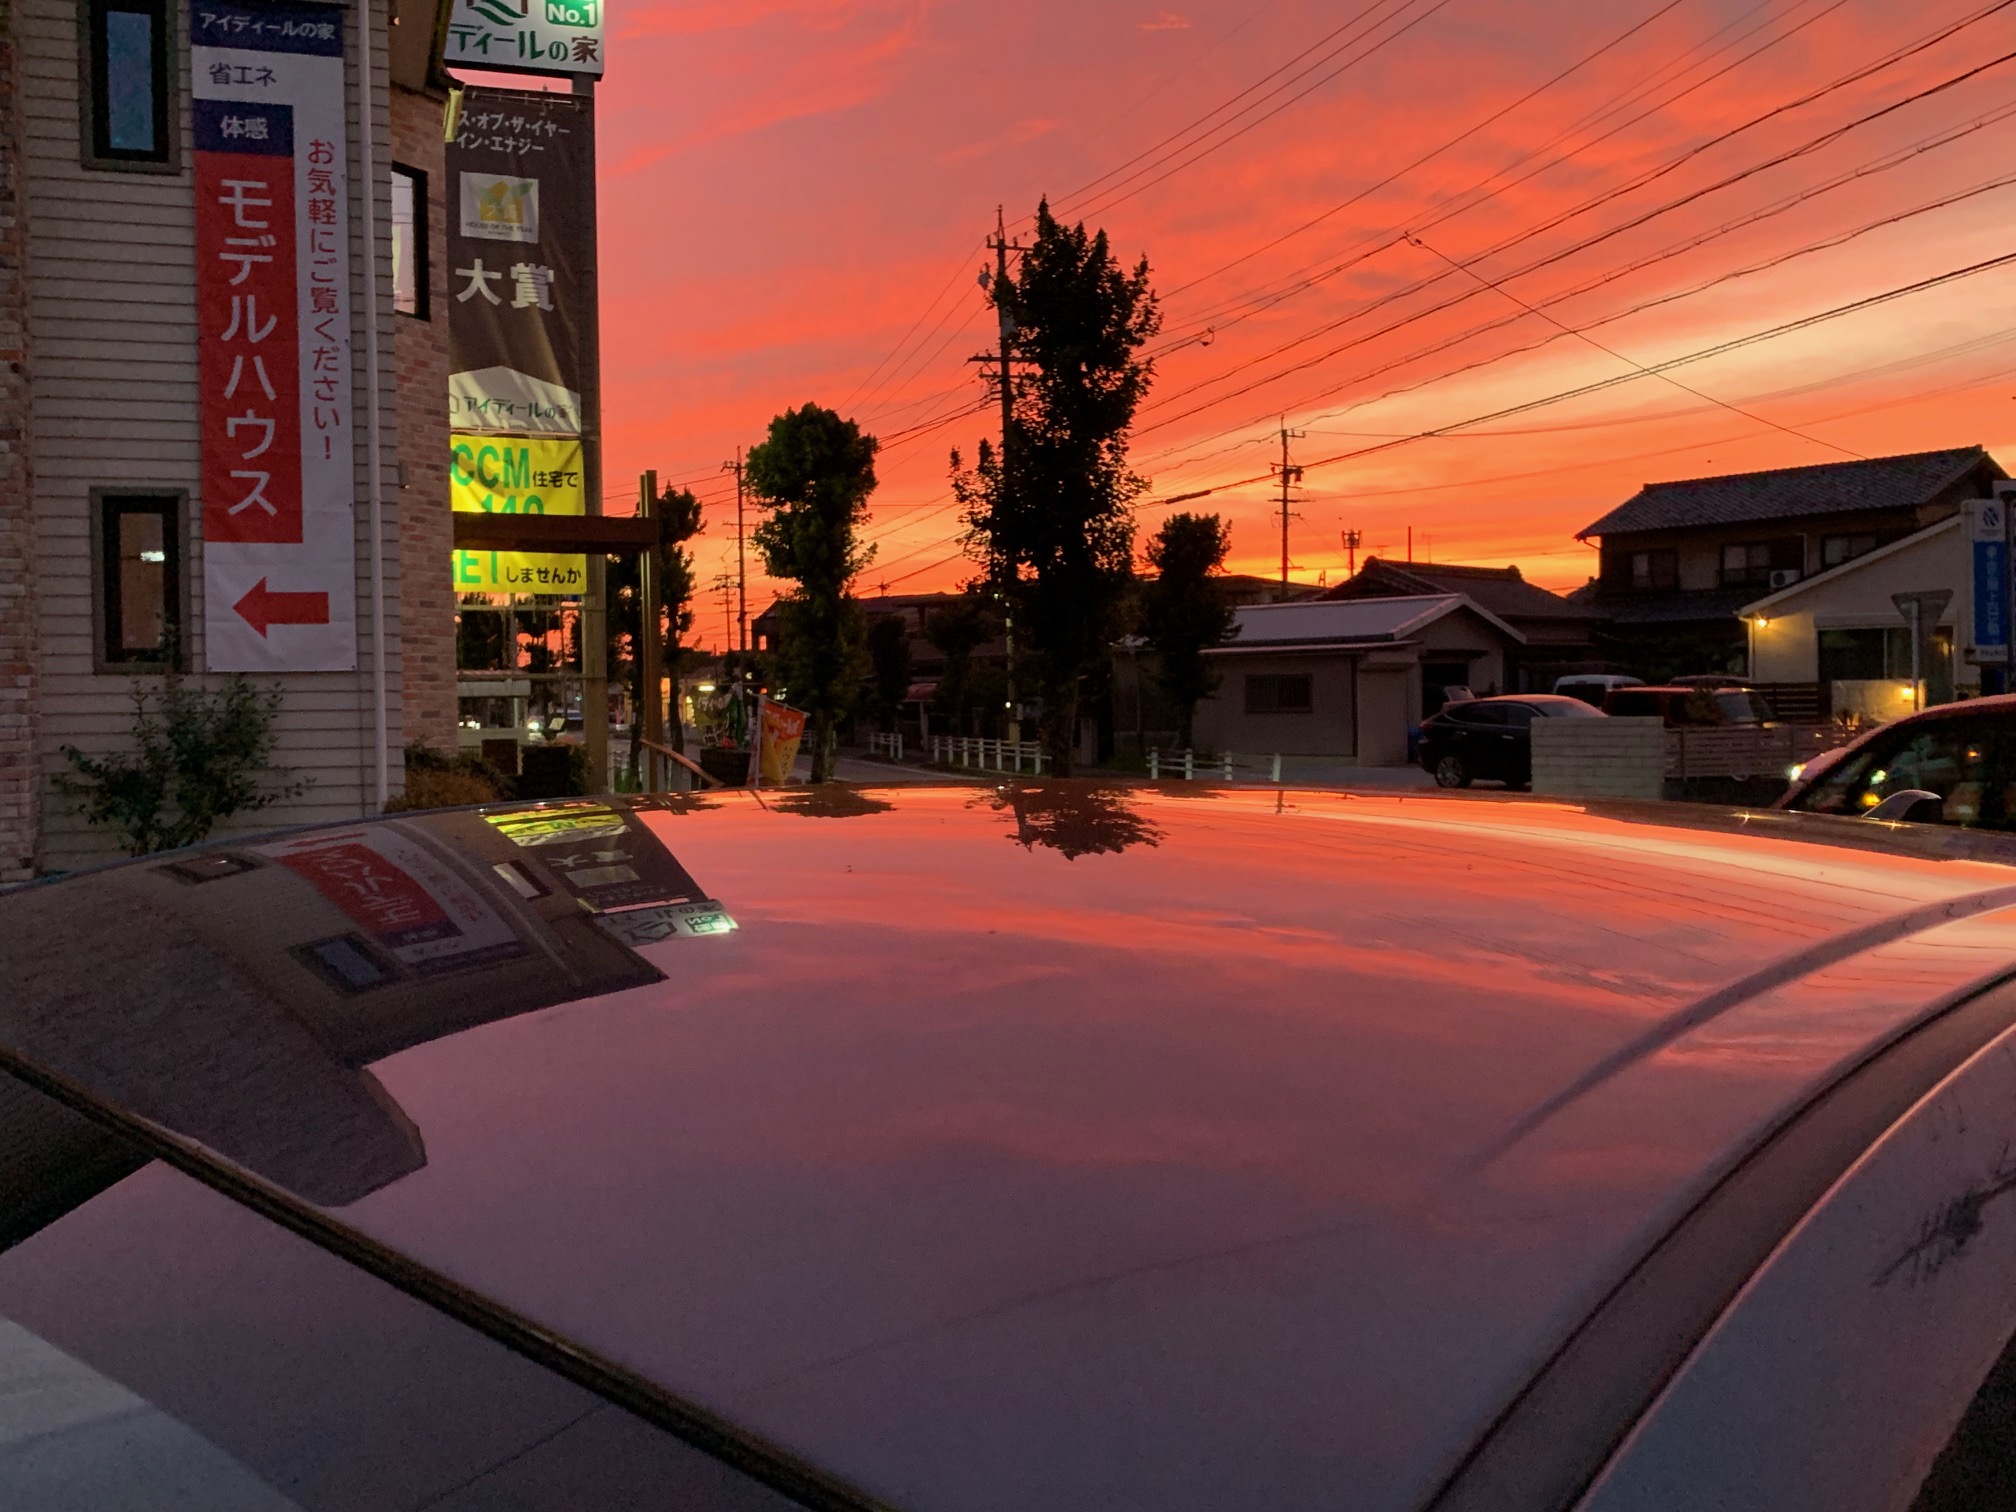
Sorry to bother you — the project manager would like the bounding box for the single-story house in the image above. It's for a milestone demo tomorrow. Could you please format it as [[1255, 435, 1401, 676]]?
[[1740, 511, 1986, 721], [1316, 557, 1607, 691], [1193, 595, 1525, 765]]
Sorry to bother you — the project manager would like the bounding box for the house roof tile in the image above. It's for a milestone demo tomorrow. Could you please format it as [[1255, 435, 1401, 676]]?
[[1577, 447, 2001, 539]]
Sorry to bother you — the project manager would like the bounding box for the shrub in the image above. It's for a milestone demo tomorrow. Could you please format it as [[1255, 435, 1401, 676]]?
[[58, 673, 308, 855], [387, 742, 514, 812]]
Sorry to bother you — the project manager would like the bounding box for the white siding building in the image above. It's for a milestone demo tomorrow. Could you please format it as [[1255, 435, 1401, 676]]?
[[2, 0, 434, 876]]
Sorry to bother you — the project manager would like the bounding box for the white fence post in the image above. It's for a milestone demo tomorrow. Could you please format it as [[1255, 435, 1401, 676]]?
[[1182, 750, 1195, 781], [1222, 751, 1234, 781], [1271, 753, 1282, 784], [1149, 748, 1159, 779]]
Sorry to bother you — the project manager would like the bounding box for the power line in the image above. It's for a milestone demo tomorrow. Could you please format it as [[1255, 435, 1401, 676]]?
[[1063, 0, 1466, 225], [1404, 229, 1864, 459], [1156, 0, 1692, 304], [1142, 248, 2016, 504], [1049, 0, 1432, 215], [1158, 0, 1848, 323], [1136, 36, 2016, 444]]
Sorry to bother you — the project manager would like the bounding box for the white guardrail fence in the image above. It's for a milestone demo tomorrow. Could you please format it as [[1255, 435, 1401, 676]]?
[[867, 732, 904, 762], [931, 737, 1046, 773], [1149, 749, 1284, 783]]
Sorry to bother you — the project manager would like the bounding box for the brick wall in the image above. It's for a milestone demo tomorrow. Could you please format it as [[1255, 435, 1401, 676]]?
[[0, 17, 37, 881], [1530, 716, 1666, 801], [391, 85, 455, 753]]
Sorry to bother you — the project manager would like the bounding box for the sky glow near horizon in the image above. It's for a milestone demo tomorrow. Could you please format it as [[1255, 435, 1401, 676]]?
[[578, 0, 2016, 635]]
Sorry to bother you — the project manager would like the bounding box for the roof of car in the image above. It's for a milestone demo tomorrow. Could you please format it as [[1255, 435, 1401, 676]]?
[[10, 788, 2016, 1512]]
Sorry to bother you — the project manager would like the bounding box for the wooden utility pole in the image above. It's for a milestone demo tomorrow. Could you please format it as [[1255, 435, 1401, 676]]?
[[972, 206, 1028, 740], [1342, 528, 1362, 578], [722, 449, 747, 651], [1273, 420, 1304, 588]]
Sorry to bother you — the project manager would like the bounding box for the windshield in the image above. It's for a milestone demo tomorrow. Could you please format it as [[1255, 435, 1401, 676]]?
[[1715, 691, 1774, 725], [1791, 716, 2016, 829]]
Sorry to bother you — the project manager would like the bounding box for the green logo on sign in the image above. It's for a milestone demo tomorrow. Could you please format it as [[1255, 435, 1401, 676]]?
[[545, 0, 598, 27]]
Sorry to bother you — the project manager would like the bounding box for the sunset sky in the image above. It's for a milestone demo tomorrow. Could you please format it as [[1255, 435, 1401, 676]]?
[[579, 0, 2016, 643]]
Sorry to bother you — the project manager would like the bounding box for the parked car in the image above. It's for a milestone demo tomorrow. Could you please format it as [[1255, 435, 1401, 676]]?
[[10, 789, 2016, 1512], [1418, 692, 1606, 789], [1605, 684, 1778, 726], [1782, 693, 2016, 828], [1554, 672, 1643, 707]]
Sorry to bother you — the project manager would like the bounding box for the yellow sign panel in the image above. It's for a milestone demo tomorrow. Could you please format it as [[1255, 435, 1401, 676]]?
[[450, 434, 588, 594]]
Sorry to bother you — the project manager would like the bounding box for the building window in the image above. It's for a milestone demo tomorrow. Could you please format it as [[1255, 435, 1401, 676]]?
[[82, 0, 174, 168], [1821, 533, 1880, 570], [1720, 537, 1803, 588], [1628, 549, 1678, 592], [391, 165, 429, 319], [1245, 674, 1312, 714], [99, 494, 182, 665]]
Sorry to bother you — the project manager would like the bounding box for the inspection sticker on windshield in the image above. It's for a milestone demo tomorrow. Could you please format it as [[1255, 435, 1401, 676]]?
[[594, 899, 738, 948]]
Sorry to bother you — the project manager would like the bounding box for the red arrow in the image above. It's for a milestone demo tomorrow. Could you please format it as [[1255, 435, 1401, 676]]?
[[234, 579, 330, 637]]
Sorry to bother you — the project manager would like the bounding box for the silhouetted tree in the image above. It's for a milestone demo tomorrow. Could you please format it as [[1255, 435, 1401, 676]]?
[[977, 783, 1164, 860], [925, 594, 1000, 736], [1141, 512, 1237, 749], [865, 614, 912, 734], [954, 199, 1160, 774], [748, 404, 878, 781]]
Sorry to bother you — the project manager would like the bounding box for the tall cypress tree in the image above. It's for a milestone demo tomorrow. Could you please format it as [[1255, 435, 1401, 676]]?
[[954, 200, 1160, 775], [748, 404, 878, 781]]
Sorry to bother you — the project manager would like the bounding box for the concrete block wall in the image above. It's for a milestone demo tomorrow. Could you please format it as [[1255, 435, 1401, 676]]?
[[391, 86, 455, 753], [0, 15, 35, 882], [1531, 716, 1665, 801]]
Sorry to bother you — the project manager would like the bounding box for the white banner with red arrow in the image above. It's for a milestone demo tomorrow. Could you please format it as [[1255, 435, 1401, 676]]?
[[193, 0, 357, 672]]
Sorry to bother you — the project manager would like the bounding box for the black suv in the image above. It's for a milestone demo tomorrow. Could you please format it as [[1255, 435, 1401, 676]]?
[[1419, 694, 1607, 789]]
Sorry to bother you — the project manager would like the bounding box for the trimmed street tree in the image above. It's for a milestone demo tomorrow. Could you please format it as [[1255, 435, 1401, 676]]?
[[748, 403, 878, 781], [954, 199, 1160, 775], [1140, 512, 1237, 750]]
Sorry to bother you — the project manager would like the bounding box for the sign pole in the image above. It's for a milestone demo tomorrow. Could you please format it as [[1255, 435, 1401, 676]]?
[[573, 75, 607, 791], [637, 470, 663, 790]]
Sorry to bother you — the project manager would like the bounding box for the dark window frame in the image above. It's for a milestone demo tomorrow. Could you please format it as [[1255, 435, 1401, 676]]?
[[80, 0, 179, 173], [1245, 673, 1313, 715], [391, 163, 430, 321], [1820, 532, 1881, 570], [1720, 536, 1804, 588], [1627, 548, 1678, 592], [93, 490, 188, 672]]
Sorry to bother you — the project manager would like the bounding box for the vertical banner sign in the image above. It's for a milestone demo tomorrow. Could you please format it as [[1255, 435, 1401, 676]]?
[[192, 0, 356, 671], [1970, 498, 2009, 665], [446, 88, 589, 438]]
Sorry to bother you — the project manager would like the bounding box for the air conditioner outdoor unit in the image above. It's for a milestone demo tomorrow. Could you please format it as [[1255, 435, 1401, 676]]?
[[1768, 568, 1802, 590]]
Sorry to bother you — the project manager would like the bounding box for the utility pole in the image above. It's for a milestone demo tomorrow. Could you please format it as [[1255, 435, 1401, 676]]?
[[722, 449, 747, 651], [1272, 419, 1305, 588], [972, 205, 1029, 741], [1341, 528, 1362, 579], [711, 570, 735, 656]]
